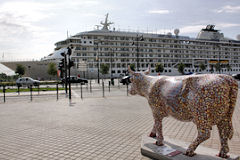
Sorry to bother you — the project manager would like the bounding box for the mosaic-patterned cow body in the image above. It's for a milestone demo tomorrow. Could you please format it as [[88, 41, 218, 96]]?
[[128, 66, 238, 158]]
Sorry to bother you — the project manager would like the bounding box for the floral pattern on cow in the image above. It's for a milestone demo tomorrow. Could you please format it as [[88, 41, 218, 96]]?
[[128, 66, 238, 158]]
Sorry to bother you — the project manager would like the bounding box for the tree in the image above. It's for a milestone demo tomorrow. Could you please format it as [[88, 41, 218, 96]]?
[[0, 73, 7, 79], [155, 63, 164, 74], [47, 63, 57, 78], [226, 64, 232, 75], [199, 63, 206, 72], [178, 63, 185, 75], [215, 62, 221, 73], [100, 64, 109, 76], [15, 64, 25, 76], [130, 64, 135, 71]]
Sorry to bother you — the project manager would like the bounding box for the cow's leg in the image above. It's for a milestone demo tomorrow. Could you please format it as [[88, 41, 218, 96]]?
[[185, 126, 211, 156], [149, 121, 156, 138], [217, 120, 231, 158], [155, 119, 164, 146]]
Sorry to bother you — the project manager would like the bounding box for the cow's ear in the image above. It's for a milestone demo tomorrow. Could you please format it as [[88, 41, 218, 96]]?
[[128, 65, 135, 75], [144, 66, 150, 75]]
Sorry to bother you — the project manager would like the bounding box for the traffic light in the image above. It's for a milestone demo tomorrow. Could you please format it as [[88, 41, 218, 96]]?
[[58, 58, 64, 70], [58, 59, 65, 78], [67, 47, 72, 56], [68, 60, 74, 69]]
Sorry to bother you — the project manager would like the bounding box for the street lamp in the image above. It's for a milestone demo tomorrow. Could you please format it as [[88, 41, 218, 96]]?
[[110, 48, 115, 85], [132, 34, 144, 71], [67, 45, 74, 100], [110, 48, 114, 79], [95, 39, 102, 84], [60, 52, 68, 94], [218, 44, 221, 74]]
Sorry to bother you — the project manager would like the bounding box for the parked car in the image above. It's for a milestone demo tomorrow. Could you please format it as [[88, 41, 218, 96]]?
[[61, 76, 88, 84], [232, 74, 240, 80], [16, 77, 40, 87], [120, 76, 131, 85]]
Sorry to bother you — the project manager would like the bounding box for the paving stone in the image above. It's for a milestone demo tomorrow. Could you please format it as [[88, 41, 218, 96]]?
[[0, 91, 240, 159]]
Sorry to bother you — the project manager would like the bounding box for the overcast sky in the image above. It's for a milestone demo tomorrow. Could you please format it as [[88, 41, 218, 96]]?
[[0, 0, 240, 61]]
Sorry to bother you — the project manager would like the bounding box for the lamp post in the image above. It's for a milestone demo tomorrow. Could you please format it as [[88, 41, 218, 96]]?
[[110, 48, 114, 79], [218, 44, 221, 74], [67, 46, 72, 100], [132, 34, 144, 71], [60, 52, 68, 94], [95, 39, 101, 84]]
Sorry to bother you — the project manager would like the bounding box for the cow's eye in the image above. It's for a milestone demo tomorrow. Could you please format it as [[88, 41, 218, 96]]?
[[130, 77, 133, 82]]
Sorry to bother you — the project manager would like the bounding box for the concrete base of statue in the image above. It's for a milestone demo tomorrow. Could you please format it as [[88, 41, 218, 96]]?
[[141, 135, 240, 160]]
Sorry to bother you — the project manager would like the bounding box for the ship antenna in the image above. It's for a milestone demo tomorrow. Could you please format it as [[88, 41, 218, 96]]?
[[100, 13, 114, 30]]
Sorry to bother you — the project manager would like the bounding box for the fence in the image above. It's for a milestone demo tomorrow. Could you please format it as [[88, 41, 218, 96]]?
[[0, 79, 130, 103]]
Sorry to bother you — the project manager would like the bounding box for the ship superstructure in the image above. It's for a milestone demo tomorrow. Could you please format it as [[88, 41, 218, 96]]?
[[47, 14, 240, 78]]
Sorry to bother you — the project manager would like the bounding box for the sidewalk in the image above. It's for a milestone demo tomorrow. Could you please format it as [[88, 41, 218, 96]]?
[[0, 91, 239, 159]]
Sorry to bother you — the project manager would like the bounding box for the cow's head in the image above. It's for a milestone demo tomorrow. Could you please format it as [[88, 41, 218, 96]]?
[[128, 66, 150, 96]]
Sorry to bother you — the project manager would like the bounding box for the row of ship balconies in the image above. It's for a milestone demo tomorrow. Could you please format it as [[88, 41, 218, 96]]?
[[55, 36, 240, 51]]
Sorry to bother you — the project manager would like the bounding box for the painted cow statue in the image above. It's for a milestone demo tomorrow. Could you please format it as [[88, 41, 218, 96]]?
[[128, 66, 238, 158]]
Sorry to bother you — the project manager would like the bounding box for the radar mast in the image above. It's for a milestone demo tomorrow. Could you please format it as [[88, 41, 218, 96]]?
[[100, 13, 113, 30]]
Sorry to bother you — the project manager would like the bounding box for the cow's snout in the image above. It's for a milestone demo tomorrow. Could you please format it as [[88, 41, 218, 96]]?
[[129, 86, 137, 95]]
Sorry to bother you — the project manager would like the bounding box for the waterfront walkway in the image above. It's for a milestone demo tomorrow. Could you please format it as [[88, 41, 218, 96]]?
[[0, 91, 239, 159]]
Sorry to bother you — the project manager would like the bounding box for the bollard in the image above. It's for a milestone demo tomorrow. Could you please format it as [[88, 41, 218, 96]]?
[[127, 83, 128, 96], [3, 85, 6, 103], [108, 81, 110, 92], [86, 82, 88, 90], [90, 80, 92, 93], [56, 83, 59, 100], [81, 83, 83, 99], [30, 85, 33, 101], [17, 86, 20, 95], [38, 85, 40, 95], [102, 81, 105, 97]]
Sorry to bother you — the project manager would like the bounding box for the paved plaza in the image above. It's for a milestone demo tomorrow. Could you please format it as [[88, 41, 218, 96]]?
[[0, 89, 240, 159]]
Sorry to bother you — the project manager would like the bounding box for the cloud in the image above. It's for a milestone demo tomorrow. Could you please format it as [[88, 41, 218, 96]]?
[[217, 23, 240, 28], [148, 10, 170, 14], [215, 5, 240, 13], [179, 25, 205, 34], [177, 23, 240, 35], [0, 0, 103, 60]]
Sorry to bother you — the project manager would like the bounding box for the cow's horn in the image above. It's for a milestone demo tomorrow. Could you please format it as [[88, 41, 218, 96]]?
[[128, 65, 134, 74], [144, 65, 150, 75]]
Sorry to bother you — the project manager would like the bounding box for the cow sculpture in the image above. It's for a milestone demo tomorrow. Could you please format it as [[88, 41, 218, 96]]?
[[128, 66, 238, 158]]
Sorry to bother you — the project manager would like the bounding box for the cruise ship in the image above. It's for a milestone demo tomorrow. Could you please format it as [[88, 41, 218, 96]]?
[[44, 14, 240, 78]]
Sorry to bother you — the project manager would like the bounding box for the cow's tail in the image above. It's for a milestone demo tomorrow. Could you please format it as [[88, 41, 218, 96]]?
[[227, 77, 238, 140]]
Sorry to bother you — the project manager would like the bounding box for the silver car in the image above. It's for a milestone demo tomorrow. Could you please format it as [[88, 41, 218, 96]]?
[[16, 77, 40, 87]]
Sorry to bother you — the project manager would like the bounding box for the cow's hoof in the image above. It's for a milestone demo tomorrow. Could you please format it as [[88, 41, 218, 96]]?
[[184, 150, 196, 157], [149, 132, 156, 138], [155, 141, 164, 146], [217, 153, 229, 159]]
